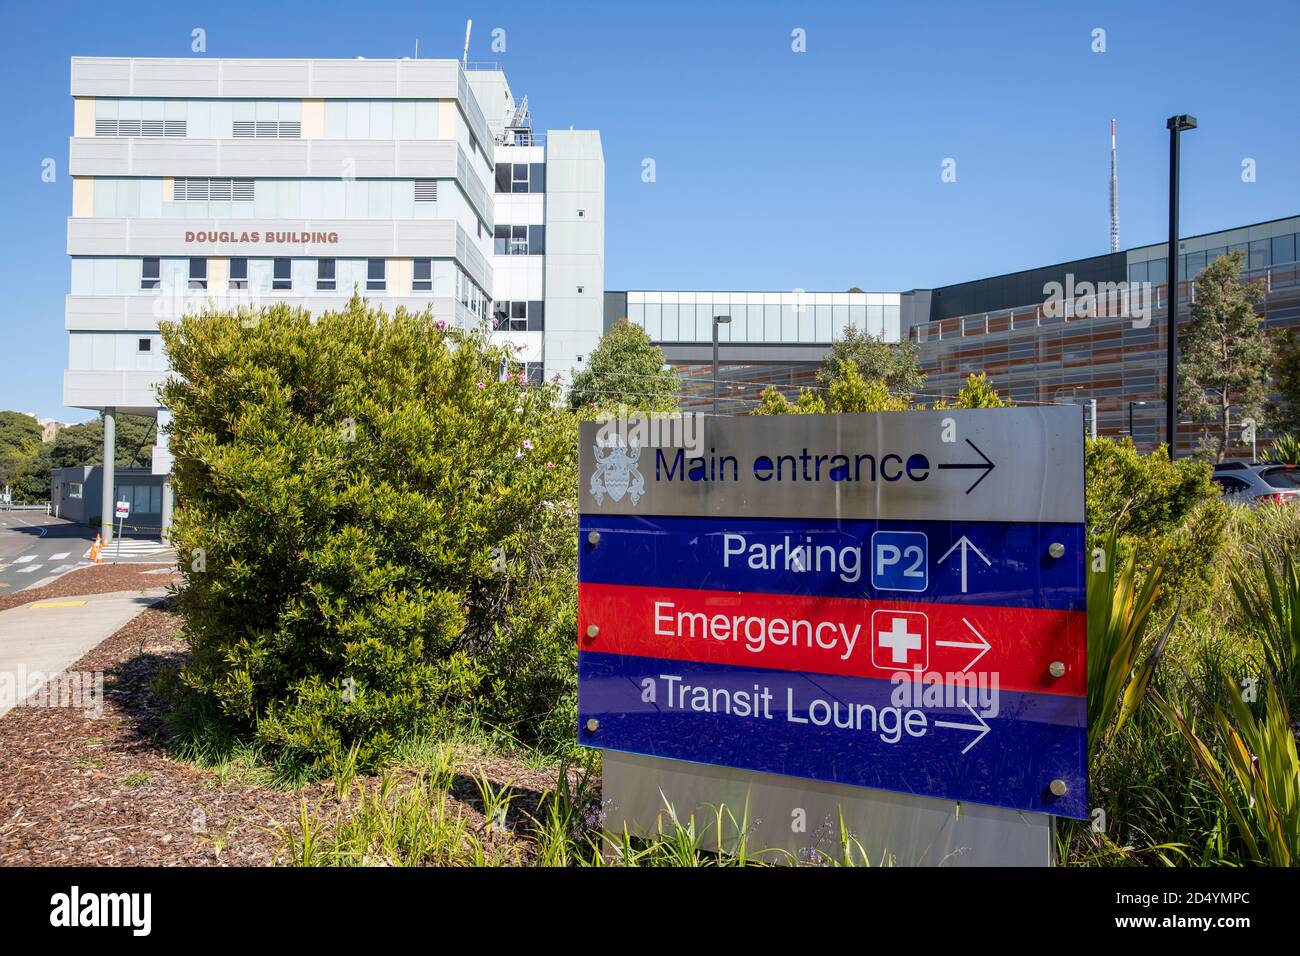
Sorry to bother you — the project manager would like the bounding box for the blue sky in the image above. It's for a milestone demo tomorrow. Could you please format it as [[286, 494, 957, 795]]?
[[2, 0, 1297, 422]]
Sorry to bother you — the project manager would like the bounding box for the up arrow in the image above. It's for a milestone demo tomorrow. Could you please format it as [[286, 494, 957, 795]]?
[[933, 699, 991, 754], [937, 535, 991, 593], [935, 617, 992, 671], [937, 438, 995, 494]]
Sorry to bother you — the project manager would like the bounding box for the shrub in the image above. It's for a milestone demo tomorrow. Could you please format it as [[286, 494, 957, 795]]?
[[931, 373, 1014, 409], [158, 300, 578, 772]]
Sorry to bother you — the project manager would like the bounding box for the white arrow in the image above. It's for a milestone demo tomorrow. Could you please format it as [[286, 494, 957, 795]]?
[[933, 698, 991, 754], [934, 617, 992, 672], [937, 535, 991, 593]]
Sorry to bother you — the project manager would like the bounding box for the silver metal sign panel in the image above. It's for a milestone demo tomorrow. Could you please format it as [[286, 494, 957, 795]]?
[[601, 750, 1052, 866], [580, 406, 1084, 524]]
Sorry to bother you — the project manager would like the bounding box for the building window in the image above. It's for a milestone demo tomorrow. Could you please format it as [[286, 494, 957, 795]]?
[[141, 257, 161, 290], [494, 163, 546, 194], [137, 337, 152, 353], [492, 300, 544, 332], [272, 258, 292, 291], [174, 177, 255, 202], [229, 257, 249, 290], [413, 258, 432, 292], [188, 258, 207, 290], [118, 484, 162, 514], [493, 225, 546, 256], [367, 258, 386, 291], [317, 258, 336, 291], [68, 482, 83, 499]]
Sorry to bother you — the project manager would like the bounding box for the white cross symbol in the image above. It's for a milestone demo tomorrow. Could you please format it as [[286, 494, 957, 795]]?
[[877, 616, 923, 664]]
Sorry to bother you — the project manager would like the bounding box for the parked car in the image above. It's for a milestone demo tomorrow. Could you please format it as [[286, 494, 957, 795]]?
[[1212, 461, 1300, 505]]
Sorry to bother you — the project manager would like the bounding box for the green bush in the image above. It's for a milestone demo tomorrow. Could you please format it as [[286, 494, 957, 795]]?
[[158, 299, 578, 772], [1085, 437, 1225, 608]]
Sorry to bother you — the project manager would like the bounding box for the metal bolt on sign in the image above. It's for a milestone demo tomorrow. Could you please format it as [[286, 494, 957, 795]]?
[[1048, 661, 1066, 678], [586, 624, 600, 639], [1049, 779, 1069, 797], [586, 718, 600, 733], [1047, 542, 1066, 559], [587, 531, 601, 546]]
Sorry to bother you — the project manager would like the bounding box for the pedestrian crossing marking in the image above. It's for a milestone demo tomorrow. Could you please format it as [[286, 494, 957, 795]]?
[[13, 555, 36, 563], [48, 551, 70, 561]]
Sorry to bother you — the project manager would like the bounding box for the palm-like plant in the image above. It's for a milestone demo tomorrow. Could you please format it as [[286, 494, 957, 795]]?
[[1260, 433, 1300, 465], [1231, 552, 1300, 702], [1087, 527, 1172, 755], [1159, 677, 1300, 866]]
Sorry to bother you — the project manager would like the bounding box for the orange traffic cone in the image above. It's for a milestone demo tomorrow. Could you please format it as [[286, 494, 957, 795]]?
[[90, 534, 103, 564]]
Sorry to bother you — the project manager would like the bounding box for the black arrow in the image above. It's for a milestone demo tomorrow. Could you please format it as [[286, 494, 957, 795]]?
[[937, 439, 995, 494]]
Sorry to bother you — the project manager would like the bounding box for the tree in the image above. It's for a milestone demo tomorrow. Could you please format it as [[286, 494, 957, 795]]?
[[1272, 329, 1300, 434], [48, 415, 156, 469], [1178, 252, 1270, 462], [0, 411, 42, 489], [567, 319, 678, 413], [814, 325, 924, 398], [933, 373, 1014, 409], [158, 299, 580, 770], [750, 386, 826, 416], [827, 359, 910, 412], [752, 361, 910, 415]]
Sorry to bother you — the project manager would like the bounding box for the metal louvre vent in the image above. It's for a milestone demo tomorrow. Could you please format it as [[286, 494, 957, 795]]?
[[232, 120, 301, 139], [414, 180, 438, 203], [175, 177, 255, 202], [93, 118, 187, 137]]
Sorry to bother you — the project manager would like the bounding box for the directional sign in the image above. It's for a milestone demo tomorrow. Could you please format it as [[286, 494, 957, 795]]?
[[578, 408, 1088, 819]]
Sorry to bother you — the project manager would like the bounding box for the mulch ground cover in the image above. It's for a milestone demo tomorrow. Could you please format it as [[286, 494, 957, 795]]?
[[0, 601, 568, 866], [0, 564, 180, 612]]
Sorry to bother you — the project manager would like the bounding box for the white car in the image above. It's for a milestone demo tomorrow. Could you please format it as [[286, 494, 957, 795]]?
[[1212, 462, 1300, 505]]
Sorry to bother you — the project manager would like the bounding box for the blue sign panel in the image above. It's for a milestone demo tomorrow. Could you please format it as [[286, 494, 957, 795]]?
[[870, 530, 929, 592]]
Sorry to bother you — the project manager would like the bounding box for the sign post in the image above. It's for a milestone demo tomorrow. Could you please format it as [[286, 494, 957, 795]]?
[[114, 499, 130, 563], [578, 407, 1087, 865]]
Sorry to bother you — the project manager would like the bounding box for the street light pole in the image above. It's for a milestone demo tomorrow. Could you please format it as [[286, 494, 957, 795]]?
[[712, 315, 731, 416], [1166, 114, 1197, 459], [1128, 400, 1147, 440]]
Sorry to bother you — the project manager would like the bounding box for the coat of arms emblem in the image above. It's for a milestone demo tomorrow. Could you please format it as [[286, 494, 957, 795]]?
[[590, 438, 645, 506]]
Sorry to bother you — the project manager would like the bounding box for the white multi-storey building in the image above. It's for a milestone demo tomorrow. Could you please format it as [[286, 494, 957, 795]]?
[[64, 56, 604, 539]]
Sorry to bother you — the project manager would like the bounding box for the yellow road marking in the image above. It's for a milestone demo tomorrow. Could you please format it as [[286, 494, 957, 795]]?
[[29, 600, 88, 609]]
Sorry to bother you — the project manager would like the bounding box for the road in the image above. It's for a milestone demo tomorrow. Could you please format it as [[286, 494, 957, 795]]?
[[0, 513, 175, 592]]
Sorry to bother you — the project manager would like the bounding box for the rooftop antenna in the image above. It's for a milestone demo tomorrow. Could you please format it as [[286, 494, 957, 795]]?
[[1109, 119, 1120, 253], [462, 19, 473, 69], [414, 38, 419, 59]]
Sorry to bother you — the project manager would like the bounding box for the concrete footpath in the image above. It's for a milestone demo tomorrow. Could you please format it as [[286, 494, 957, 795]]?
[[0, 589, 168, 717]]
